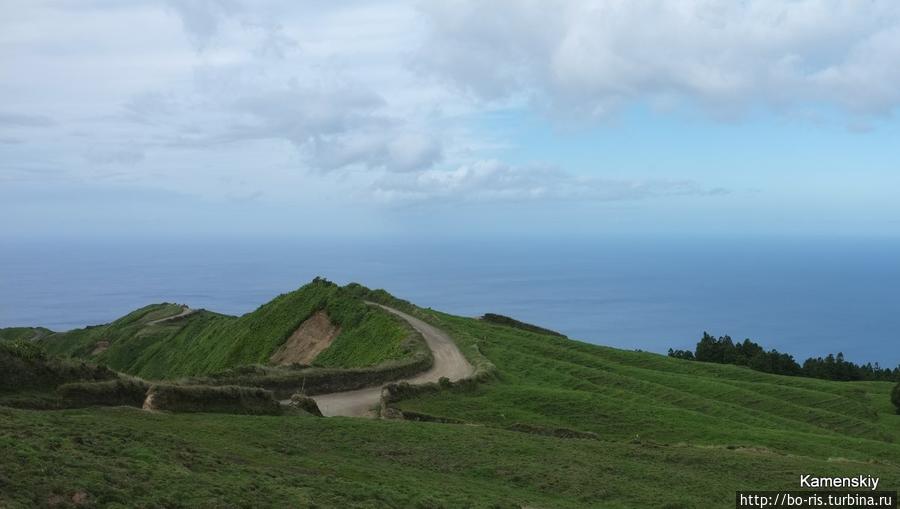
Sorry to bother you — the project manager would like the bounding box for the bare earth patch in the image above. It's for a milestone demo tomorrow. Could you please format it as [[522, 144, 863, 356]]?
[[142, 390, 156, 411], [269, 310, 341, 366], [90, 340, 109, 356]]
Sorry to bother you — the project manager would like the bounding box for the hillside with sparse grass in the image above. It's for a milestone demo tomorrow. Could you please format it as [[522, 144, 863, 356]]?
[[1, 284, 899, 508]]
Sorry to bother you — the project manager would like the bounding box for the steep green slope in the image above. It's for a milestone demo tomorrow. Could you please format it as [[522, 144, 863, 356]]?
[[391, 311, 900, 464], [38, 279, 412, 379]]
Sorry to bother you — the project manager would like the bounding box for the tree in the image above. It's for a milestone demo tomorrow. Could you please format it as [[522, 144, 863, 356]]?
[[668, 348, 694, 360], [671, 333, 896, 382], [694, 332, 719, 362]]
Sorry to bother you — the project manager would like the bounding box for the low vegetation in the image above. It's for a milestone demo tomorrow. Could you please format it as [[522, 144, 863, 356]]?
[[669, 332, 900, 381], [0, 340, 116, 393], [143, 384, 282, 415], [57, 378, 151, 408], [181, 346, 431, 399]]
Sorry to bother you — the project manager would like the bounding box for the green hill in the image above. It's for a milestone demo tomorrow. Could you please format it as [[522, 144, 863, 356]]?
[[0, 326, 53, 342], [1, 284, 898, 508], [34, 279, 415, 379]]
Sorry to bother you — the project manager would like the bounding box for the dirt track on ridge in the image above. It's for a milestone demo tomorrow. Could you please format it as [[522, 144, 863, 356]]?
[[147, 306, 196, 325], [310, 304, 474, 417]]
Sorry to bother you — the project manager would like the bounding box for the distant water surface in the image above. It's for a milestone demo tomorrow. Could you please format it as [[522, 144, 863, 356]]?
[[2, 236, 898, 366]]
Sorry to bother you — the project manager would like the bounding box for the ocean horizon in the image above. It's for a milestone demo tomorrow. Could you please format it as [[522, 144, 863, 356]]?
[[3, 234, 899, 367]]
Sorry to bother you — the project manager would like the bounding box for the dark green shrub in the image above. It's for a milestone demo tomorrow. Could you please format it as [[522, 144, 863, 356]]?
[[185, 347, 433, 399], [145, 384, 282, 415], [1, 340, 116, 392], [58, 378, 150, 407]]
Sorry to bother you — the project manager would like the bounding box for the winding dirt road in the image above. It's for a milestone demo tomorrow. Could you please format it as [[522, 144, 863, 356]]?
[[310, 304, 474, 417]]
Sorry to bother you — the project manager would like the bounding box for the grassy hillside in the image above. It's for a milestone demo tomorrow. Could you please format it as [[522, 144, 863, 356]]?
[[391, 312, 900, 465], [3, 285, 899, 507], [35, 279, 413, 379], [0, 326, 53, 342]]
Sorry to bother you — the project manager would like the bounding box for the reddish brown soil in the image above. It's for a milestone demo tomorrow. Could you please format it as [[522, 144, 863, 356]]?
[[269, 310, 341, 366]]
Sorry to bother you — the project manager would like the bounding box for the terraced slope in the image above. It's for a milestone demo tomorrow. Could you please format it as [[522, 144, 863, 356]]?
[[32, 279, 414, 379], [392, 311, 900, 464]]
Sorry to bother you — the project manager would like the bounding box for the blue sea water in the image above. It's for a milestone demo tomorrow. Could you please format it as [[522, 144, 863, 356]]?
[[2, 235, 899, 367]]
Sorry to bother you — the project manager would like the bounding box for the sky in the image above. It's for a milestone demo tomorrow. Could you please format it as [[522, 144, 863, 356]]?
[[2, 0, 900, 239]]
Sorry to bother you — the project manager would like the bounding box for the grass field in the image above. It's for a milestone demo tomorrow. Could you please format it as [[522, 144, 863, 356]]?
[[4, 406, 899, 509], [2, 285, 898, 508]]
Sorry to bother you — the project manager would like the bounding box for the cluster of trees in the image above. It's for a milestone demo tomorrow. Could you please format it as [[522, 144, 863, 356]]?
[[669, 333, 900, 382]]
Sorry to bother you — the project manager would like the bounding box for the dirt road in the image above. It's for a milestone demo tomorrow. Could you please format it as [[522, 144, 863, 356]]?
[[310, 304, 474, 417], [147, 305, 196, 325]]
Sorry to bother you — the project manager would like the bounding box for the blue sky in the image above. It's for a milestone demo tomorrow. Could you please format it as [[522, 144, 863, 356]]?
[[2, 1, 899, 238]]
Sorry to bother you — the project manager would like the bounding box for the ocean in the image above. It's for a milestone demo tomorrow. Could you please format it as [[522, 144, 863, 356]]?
[[2, 235, 899, 367]]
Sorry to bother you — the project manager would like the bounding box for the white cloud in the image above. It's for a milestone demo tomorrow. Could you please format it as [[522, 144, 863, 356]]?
[[418, 0, 900, 119], [11, 0, 895, 229], [111, 2, 450, 174]]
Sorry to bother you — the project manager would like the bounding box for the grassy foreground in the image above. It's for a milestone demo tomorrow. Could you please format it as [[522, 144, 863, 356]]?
[[5, 406, 899, 509]]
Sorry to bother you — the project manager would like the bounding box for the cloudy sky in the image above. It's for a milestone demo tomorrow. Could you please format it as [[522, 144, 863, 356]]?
[[2, 0, 900, 238]]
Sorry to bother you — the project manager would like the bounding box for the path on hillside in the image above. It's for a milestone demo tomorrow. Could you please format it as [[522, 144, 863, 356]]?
[[147, 306, 196, 325], [310, 304, 474, 417]]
